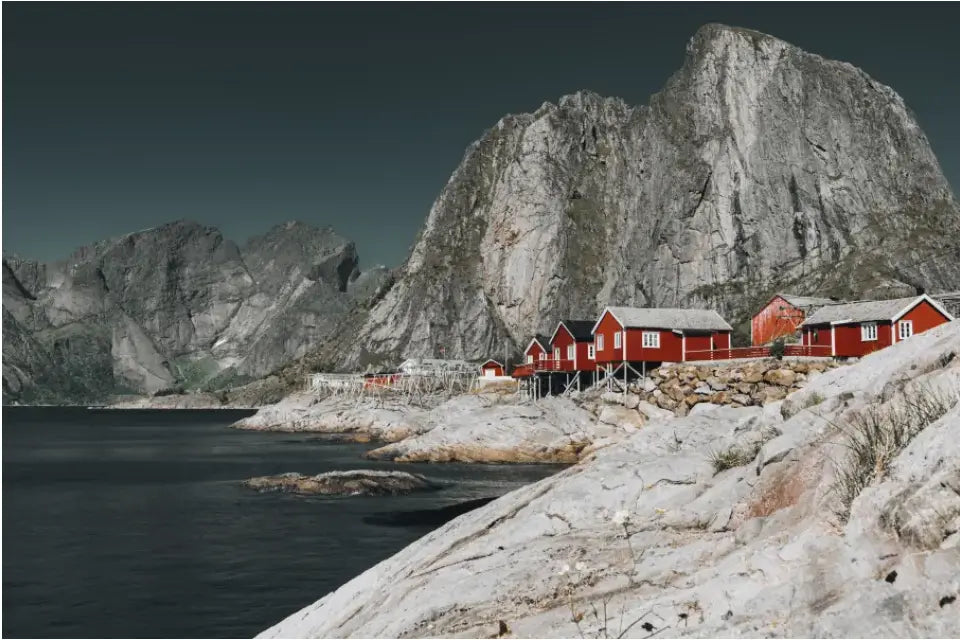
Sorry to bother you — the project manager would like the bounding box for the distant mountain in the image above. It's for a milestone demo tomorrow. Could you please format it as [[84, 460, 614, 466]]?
[[331, 23, 960, 370], [2, 221, 392, 404]]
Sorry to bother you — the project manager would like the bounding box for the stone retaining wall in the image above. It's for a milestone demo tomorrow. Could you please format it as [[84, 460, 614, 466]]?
[[604, 358, 837, 416]]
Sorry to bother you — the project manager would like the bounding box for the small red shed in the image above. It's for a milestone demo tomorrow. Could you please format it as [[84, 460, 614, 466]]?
[[479, 359, 505, 377], [592, 307, 733, 365], [751, 293, 837, 346], [800, 294, 954, 357], [547, 320, 599, 372]]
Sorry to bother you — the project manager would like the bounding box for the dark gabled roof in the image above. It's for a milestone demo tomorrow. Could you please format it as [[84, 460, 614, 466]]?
[[558, 320, 595, 342], [525, 335, 551, 353]]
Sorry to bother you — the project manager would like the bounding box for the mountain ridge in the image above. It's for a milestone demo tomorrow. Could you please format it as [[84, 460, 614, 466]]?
[[328, 23, 959, 370]]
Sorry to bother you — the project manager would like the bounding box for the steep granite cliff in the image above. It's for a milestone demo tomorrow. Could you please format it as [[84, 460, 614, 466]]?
[[2, 221, 390, 404], [342, 24, 960, 368]]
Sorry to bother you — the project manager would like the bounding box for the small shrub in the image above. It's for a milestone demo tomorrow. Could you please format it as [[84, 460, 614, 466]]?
[[709, 445, 757, 473], [833, 384, 958, 520], [804, 392, 825, 408], [770, 338, 786, 360]]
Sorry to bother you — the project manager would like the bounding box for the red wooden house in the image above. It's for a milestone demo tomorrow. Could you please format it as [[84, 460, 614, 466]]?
[[592, 307, 733, 366], [544, 320, 598, 372], [800, 294, 953, 357], [524, 335, 550, 365], [751, 293, 837, 346], [479, 359, 505, 377]]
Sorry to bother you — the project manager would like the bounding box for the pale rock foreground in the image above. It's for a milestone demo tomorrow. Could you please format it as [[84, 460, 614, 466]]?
[[261, 322, 960, 638], [233, 392, 435, 443], [365, 395, 599, 463]]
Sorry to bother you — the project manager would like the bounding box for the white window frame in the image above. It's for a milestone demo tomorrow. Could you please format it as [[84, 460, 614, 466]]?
[[596, 334, 604, 351], [642, 331, 660, 348], [587, 344, 595, 360], [613, 331, 622, 349], [554, 347, 560, 360], [861, 322, 878, 342], [526, 354, 534, 364], [898, 320, 913, 340], [566, 344, 575, 360]]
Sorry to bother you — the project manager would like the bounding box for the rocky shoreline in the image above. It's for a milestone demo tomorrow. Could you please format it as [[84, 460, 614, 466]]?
[[260, 322, 960, 638]]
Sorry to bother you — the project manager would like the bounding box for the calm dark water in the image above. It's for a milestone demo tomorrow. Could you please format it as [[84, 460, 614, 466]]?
[[2, 407, 560, 638]]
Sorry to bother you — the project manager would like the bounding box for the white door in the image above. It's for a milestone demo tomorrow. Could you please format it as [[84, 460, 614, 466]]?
[[484, 368, 495, 378]]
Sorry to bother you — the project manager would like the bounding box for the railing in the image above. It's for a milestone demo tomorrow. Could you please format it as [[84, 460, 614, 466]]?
[[535, 358, 575, 372], [685, 347, 771, 361], [511, 364, 536, 378], [783, 345, 833, 357]]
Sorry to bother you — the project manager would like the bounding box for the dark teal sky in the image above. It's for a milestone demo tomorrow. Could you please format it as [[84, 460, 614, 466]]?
[[4, 3, 959, 268]]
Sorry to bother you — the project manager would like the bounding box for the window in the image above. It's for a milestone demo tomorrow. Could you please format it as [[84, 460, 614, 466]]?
[[566, 344, 575, 360], [861, 322, 877, 341], [596, 334, 604, 351], [526, 354, 534, 364], [613, 331, 622, 349], [587, 345, 595, 359], [554, 347, 560, 360], [898, 320, 913, 340], [642, 331, 660, 348], [539, 352, 547, 361]]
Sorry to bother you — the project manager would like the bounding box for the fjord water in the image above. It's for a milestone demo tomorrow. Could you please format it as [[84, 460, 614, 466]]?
[[2, 408, 560, 638]]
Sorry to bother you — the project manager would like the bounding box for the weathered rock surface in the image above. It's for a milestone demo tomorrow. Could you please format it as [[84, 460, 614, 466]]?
[[260, 321, 960, 639], [232, 392, 435, 443], [243, 470, 435, 496], [333, 23, 960, 370], [365, 395, 598, 464], [3, 221, 392, 404]]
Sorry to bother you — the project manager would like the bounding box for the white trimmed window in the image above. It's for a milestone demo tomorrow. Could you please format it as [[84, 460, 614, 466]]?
[[898, 320, 913, 340], [566, 344, 575, 360], [642, 331, 660, 348], [526, 354, 534, 364], [613, 331, 622, 349], [587, 345, 595, 359], [539, 352, 547, 361], [861, 322, 878, 341], [554, 347, 560, 360], [596, 334, 604, 351]]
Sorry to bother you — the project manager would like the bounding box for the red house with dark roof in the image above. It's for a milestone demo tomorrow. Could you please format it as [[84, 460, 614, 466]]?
[[751, 293, 837, 346], [800, 294, 953, 357], [545, 320, 598, 372], [592, 307, 733, 366], [523, 335, 550, 366]]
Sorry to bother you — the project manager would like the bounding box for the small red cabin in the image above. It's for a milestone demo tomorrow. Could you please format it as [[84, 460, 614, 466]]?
[[523, 336, 550, 366], [751, 293, 836, 346], [545, 320, 598, 372], [800, 294, 953, 357], [592, 307, 733, 365], [479, 359, 505, 377]]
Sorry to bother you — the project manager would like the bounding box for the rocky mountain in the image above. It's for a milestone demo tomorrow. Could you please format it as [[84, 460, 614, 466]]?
[[339, 24, 960, 369], [2, 221, 391, 404]]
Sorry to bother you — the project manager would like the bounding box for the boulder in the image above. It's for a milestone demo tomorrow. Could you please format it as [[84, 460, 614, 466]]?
[[597, 405, 645, 431], [694, 383, 712, 395], [242, 470, 436, 496], [636, 401, 675, 423], [623, 393, 640, 409], [764, 368, 797, 387]]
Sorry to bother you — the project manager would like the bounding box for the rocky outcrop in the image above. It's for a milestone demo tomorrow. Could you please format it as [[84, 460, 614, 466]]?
[[364, 395, 598, 464], [336, 24, 960, 369], [3, 221, 391, 404], [232, 392, 437, 442], [242, 470, 435, 496], [259, 322, 960, 639]]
